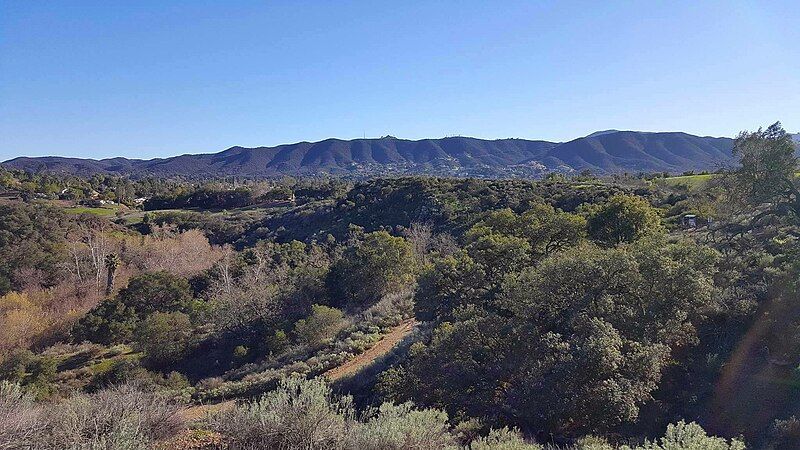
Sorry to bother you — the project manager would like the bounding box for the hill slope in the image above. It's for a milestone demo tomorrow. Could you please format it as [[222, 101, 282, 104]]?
[[2, 131, 739, 177]]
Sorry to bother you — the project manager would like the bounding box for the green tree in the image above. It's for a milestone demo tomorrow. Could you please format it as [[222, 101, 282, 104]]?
[[116, 271, 194, 316], [585, 194, 663, 246], [416, 205, 585, 323], [414, 252, 487, 322], [134, 311, 193, 367], [727, 121, 799, 219], [388, 239, 719, 436], [104, 253, 120, 295], [327, 231, 415, 308], [73, 271, 195, 345]]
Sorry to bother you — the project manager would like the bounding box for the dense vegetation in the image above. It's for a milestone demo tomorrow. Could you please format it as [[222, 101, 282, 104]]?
[[0, 123, 797, 449]]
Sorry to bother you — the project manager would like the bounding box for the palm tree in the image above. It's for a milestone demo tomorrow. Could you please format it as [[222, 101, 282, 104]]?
[[104, 253, 120, 295]]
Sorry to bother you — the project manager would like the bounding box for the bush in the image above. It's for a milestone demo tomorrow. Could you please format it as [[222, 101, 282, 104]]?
[[211, 376, 469, 450], [48, 383, 184, 449], [211, 376, 354, 449], [265, 329, 290, 354], [1, 381, 183, 449], [294, 305, 346, 346], [0, 381, 46, 450], [624, 421, 745, 450], [346, 402, 455, 449], [468, 427, 541, 450]]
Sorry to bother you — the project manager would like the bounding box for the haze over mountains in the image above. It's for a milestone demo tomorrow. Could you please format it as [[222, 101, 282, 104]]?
[[4, 130, 794, 178]]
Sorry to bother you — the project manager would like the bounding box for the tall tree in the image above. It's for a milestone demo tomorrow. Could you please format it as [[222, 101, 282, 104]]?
[[104, 254, 120, 296], [728, 121, 799, 220]]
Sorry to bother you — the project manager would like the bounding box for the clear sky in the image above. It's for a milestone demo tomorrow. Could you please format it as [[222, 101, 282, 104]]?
[[1, 1, 798, 161]]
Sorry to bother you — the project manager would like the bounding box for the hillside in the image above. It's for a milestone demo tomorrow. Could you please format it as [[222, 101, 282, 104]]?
[[2, 131, 739, 177]]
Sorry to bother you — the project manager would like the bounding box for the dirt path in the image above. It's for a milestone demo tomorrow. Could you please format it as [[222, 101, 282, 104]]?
[[323, 318, 417, 381], [181, 400, 235, 423]]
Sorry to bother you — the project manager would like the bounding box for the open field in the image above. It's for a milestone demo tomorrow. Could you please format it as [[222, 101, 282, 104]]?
[[657, 173, 716, 189], [61, 205, 123, 216]]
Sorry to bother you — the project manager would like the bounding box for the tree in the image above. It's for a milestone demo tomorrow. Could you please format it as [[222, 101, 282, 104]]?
[[134, 312, 193, 367], [727, 121, 799, 219], [73, 271, 195, 344], [585, 195, 663, 246], [414, 252, 487, 322], [389, 239, 719, 436], [104, 253, 120, 295], [415, 206, 585, 323], [115, 271, 194, 317], [327, 231, 415, 308]]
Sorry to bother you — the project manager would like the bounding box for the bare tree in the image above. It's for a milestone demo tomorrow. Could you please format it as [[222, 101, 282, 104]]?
[[403, 222, 433, 265]]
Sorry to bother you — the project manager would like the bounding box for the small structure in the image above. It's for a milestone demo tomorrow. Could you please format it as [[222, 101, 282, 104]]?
[[682, 214, 697, 228]]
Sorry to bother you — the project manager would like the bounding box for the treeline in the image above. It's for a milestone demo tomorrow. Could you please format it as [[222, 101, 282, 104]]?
[[0, 167, 350, 209]]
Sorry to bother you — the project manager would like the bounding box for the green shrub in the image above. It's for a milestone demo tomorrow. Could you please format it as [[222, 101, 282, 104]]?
[[346, 402, 455, 450], [211, 376, 354, 449], [623, 421, 745, 450], [574, 435, 614, 450], [294, 304, 345, 346], [467, 427, 541, 450], [265, 329, 289, 354], [0, 348, 33, 383]]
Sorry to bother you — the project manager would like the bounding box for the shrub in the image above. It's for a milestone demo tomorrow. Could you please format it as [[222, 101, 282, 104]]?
[[574, 435, 614, 450], [467, 427, 541, 450], [0, 348, 33, 382], [211, 376, 354, 449], [48, 383, 184, 449], [769, 416, 800, 448], [265, 329, 289, 354], [233, 345, 249, 361], [345, 402, 455, 450], [0, 381, 46, 450], [624, 421, 745, 450], [294, 305, 346, 346]]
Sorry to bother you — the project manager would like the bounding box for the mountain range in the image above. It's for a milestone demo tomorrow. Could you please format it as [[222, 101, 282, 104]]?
[[3, 130, 797, 178]]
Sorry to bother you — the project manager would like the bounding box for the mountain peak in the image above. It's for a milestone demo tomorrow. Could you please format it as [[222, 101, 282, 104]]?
[[585, 130, 621, 138]]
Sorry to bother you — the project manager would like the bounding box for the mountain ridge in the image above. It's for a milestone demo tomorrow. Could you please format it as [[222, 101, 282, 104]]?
[[1, 130, 750, 178]]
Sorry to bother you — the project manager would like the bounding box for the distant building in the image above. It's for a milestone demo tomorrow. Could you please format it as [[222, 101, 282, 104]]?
[[682, 214, 697, 228]]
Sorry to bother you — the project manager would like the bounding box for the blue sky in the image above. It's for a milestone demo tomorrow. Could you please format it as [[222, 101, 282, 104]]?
[[1, 1, 798, 161]]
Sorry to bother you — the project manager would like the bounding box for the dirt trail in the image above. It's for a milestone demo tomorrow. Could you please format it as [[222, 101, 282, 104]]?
[[178, 319, 416, 426], [181, 400, 234, 423], [323, 318, 417, 381]]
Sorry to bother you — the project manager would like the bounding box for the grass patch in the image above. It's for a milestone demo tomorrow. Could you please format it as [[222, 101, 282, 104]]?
[[657, 174, 716, 190], [62, 205, 121, 216]]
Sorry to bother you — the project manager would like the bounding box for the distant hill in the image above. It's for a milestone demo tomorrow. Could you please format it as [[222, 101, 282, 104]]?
[[2, 131, 740, 178]]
